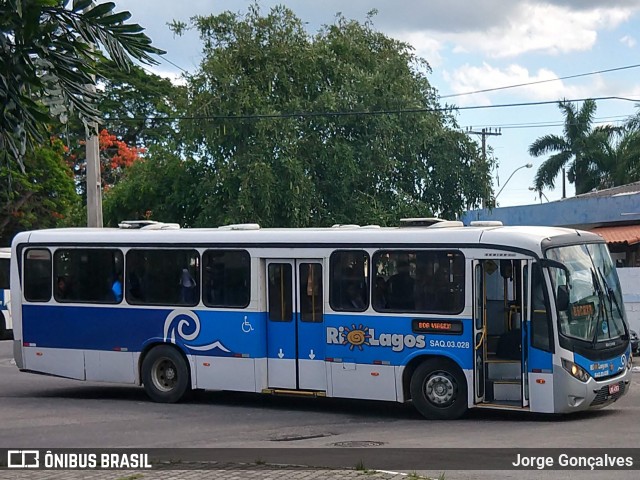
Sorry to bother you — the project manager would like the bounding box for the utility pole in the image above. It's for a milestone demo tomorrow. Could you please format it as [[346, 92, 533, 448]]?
[[85, 116, 103, 228], [83, 25, 103, 228], [467, 127, 502, 162], [467, 127, 502, 208]]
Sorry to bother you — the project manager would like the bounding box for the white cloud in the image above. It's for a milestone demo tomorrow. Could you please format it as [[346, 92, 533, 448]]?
[[390, 31, 444, 67], [620, 34, 637, 47], [442, 4, 633, 58], [146, 67, 188, 86], [441, 63, 638, 105]]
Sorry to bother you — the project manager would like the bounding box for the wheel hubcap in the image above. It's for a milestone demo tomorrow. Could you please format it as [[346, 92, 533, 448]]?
[[425, 371, 456, 407], [151, 358, 178, 392]]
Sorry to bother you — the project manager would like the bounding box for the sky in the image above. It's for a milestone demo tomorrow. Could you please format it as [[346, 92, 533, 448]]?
[[116, 0, 640, 208]]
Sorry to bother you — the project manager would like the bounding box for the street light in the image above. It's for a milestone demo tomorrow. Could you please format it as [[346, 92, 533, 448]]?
[[495, 163, 533, 200], [528, 187, 549, 203]]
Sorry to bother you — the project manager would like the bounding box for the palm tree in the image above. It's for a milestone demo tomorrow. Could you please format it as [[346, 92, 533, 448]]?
[[0, 1, 164, 171], [529, 99, 607, 195]]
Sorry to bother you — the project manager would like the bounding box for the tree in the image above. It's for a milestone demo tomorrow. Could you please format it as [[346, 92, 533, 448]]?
[[54, 61, 185, 197], [164, 5, 491, 227], [588, 122, 640, 190], [0, 0, 164, 170], [0, 138, 78, 245], [529, 99, 608, 195], [103, 145, 208, 226], [93, 60, 186, 148]]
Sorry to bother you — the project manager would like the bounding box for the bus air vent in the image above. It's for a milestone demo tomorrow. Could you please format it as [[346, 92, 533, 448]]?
[[428, 220, 464, 228], [331, 224, 361, 229], [218, 223, 261, 230], [469, 221, 504, 227], [118, 220, 181, 230], [399, 217, 445, 227]]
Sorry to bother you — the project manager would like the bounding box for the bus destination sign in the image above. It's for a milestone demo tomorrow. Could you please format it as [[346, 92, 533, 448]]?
[[412, 319, 463, 335], [571, 302, 594, 318]]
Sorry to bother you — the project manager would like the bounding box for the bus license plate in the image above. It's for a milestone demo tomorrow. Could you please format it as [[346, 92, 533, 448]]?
[[609, 384, 620, 395]]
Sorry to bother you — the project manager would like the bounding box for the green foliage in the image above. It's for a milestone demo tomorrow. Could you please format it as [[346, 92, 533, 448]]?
[[0, 138, 79, 245], [103, 145, 208, 227], [151, 4, 492, 227], [95, 60, 186, 148], [531, 101, 640, 195], [0, 0, 164, 170], [530, 99, 604, 195]]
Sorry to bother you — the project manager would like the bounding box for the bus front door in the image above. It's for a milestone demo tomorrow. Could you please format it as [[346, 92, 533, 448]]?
[[266, 259, 326, 392], [473, 260, 486, 404]]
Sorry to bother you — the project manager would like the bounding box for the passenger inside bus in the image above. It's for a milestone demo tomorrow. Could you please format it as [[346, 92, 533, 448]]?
[[56, 276, 69, 299], [372, 276, 387, 309], [386, 258, 414, 310], [346, 282, 366, 310]]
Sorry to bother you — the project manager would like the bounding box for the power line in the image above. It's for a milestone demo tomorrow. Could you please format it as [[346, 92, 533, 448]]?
[[440, 63, 640, 99], [473, 115, 629, 131], [157, 55, 191, 74], [104, 95, 640, 123]]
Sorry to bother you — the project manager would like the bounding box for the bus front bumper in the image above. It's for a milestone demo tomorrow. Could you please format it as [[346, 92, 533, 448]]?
[[553, 365, 632, 413]]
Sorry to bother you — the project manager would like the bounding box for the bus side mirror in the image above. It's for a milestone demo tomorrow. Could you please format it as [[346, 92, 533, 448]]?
[[556, 284, 569, 311]]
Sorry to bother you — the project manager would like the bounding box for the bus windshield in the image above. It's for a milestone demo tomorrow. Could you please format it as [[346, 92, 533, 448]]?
[[546, 243, 626, 344]]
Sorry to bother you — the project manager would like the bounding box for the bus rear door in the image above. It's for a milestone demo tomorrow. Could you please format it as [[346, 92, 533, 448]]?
[[265, 259, 326, 392]]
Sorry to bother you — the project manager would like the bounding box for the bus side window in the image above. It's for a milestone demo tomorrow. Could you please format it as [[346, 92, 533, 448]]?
[[268, 263, 292, 321], [0, 256, 9, 290], [54, 249, 124, 304], [329, 251, 369, 312], [372, 250, 465, 315], [531, 263, 553, 352], [24, 249, 52, 302], [202, 250, 251, 308], [126, 249, 200, 307]]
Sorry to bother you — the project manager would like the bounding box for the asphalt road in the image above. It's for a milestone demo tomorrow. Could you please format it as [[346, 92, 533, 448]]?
[[1, 339, 639, 479]]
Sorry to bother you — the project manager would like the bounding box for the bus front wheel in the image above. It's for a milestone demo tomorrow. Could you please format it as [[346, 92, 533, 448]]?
[[410, 358, 467, 420], [142, 345, 190, 403]]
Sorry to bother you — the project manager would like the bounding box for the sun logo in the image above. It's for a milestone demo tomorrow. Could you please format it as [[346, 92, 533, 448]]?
[[342, 324, 371, 351]]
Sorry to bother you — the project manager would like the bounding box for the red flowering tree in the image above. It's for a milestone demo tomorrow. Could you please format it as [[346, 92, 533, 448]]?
[[68, 128, 145, 195], [98, 129, 146, 191]]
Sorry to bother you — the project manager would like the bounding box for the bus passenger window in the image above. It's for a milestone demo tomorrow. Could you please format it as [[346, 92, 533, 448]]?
[[531, 264, 553, 352], [329, 251, 369, 312], [0, 257, 9, 290], [125, 249, 200, 307], [54, 249, 124, 304], [373, 250, 465, 314], [24, 249, 52, 302], [268, 263, 292, 321], [202, 250, 250, 308], [299, 263, 323, 322]]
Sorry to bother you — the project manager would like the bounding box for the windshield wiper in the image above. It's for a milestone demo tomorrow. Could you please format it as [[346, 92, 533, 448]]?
[[597, 267, 627, 338], [590, 268, 608, 347]]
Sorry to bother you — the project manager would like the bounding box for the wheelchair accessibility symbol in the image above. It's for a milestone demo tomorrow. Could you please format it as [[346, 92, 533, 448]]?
[[242, 316, 254, 333]]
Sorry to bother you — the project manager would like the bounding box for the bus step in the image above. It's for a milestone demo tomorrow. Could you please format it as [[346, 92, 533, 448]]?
[[487, 361, 521, 380], [476, 401, 526, 410], [491, 381, 521, 402], [262, 388, 326, 397]]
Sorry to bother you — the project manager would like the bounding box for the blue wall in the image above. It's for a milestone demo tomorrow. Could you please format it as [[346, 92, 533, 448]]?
[[461, 193, 640, 227]]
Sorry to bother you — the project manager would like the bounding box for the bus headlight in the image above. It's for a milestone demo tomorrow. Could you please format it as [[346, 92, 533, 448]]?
[[561, 359, 590, 383]]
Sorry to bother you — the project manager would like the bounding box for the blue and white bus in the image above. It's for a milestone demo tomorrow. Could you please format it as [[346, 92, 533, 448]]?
[[10, 220, 633, 419], [1, 247, 12, 339]]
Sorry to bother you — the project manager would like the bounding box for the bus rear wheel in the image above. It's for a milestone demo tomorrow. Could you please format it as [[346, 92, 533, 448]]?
[[142, 345, 190, 403], [410, 358, 467, 420]]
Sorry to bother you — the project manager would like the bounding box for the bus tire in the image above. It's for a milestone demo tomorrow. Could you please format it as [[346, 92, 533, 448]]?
[[0, 316, 6, 340], [410, 358, 467, 420], [141, 345, 191, 403]]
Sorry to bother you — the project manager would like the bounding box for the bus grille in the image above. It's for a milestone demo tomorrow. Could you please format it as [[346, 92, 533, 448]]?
[[590, 382, 625, 407]]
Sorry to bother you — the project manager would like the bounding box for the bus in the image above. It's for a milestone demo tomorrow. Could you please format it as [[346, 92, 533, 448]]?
[[10, 220, 633, 419], [0, 247, 11, 339]]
